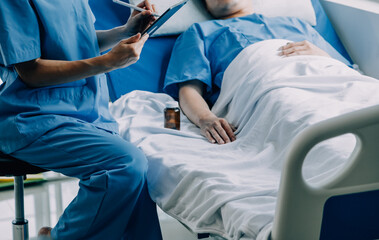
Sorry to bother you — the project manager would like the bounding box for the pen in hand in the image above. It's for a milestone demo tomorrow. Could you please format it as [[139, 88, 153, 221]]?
[[113, 0, 160, 17]]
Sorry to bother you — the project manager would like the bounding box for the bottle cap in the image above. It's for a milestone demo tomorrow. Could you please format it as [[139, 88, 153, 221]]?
[[166, 101, 179, 109]]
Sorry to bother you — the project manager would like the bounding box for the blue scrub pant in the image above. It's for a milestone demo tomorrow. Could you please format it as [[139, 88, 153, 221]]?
[[11, 122, 162, 240]]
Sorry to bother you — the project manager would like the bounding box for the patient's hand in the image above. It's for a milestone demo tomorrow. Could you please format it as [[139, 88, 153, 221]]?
[[279, 40, 330, 58], [178, 80, 236, 144], [199, 115, 236, 144]]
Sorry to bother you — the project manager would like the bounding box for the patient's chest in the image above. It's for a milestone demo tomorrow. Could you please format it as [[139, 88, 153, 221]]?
[[206, 14, 321, 90]]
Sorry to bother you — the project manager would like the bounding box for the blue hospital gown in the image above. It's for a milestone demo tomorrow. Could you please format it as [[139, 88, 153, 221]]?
[[164, 14, 350, 105]]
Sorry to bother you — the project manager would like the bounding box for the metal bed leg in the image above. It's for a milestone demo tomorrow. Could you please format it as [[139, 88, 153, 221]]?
[[12, 175, 29, 240]]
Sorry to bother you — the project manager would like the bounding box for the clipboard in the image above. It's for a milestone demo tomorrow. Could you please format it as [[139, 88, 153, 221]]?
[[141, 0, 189, 36]]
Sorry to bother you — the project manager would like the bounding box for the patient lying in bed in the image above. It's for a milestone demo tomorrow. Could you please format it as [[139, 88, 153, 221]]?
[[163, 0, 351, 145], [110, 1, 379, 239]]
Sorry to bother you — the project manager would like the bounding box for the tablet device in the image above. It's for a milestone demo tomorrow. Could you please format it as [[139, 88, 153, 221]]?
[[141, 0, 189, 36]]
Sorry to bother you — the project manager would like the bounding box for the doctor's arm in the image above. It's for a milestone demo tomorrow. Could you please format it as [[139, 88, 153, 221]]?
[[15, 34, 147, 88], [179, 80, 236, 144]]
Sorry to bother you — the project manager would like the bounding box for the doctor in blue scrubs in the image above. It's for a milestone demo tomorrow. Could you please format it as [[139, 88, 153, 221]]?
[[0, 0, 162, 239]]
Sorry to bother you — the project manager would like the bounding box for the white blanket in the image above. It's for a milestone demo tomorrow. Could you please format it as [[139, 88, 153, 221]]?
[[109, 39, 379, 240]]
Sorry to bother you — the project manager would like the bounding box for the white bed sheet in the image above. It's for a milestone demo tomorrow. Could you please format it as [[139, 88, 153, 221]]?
[[109, 39, 379, 239]]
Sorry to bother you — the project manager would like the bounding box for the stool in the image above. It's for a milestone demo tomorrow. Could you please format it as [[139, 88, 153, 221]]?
[[0, 151, 47, 240]]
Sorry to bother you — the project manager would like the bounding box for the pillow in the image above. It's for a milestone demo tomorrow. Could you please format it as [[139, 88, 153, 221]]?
[[252, 0, 316, 26], [128, 0, 316, 36]]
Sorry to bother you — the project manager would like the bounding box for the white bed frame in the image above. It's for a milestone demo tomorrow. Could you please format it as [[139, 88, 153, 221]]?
[[272, 104, 379, 239]]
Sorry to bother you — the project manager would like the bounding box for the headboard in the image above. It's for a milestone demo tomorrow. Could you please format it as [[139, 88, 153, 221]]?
[[89, 0, 352, 102]]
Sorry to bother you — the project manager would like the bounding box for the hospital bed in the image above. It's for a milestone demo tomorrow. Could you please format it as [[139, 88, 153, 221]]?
[[89, 0, 379, 239]]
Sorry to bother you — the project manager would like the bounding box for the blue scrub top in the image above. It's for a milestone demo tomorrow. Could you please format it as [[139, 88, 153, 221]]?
[[0, 0, 118, 154], [164, 14, 350, 105]]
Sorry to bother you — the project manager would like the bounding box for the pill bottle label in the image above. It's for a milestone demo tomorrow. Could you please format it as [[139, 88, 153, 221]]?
[[164, 107, 180, 130]]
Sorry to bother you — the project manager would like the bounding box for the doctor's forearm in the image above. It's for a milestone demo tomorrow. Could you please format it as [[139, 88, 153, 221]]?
[[96, 26, 129, 52], [15, 34, 146, 88], [15, 56, 113, 88]]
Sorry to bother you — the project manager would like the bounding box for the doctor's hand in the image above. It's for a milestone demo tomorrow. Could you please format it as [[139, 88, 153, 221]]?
[[199, 114, 236, 144], [105, 33, 148, 70], [279, 40, 331, 58], [124, 0, 157, 36]]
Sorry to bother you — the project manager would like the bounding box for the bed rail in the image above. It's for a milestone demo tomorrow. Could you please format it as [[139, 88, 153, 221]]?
[[271, 104, 379, 240]]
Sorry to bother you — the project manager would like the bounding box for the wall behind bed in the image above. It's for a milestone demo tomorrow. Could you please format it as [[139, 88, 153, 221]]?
[[89, 0, 352, 102]]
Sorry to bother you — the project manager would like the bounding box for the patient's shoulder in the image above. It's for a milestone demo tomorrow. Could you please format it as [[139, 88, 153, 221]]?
[[184, 19, 226, 38]]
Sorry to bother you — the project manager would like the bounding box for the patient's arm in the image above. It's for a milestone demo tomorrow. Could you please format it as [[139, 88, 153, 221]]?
[[279, 40, 331, 58], [179, 80, 236, 144]]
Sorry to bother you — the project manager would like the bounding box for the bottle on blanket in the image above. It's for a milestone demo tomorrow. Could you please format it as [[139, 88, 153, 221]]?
[[164, 102, 180, 130]]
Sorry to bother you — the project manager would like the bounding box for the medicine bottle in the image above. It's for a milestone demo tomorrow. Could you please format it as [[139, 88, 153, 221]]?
[[164, 102, 180, 130]]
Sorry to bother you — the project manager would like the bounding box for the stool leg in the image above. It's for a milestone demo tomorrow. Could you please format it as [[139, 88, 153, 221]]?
[[12, 175, 29, 240]]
